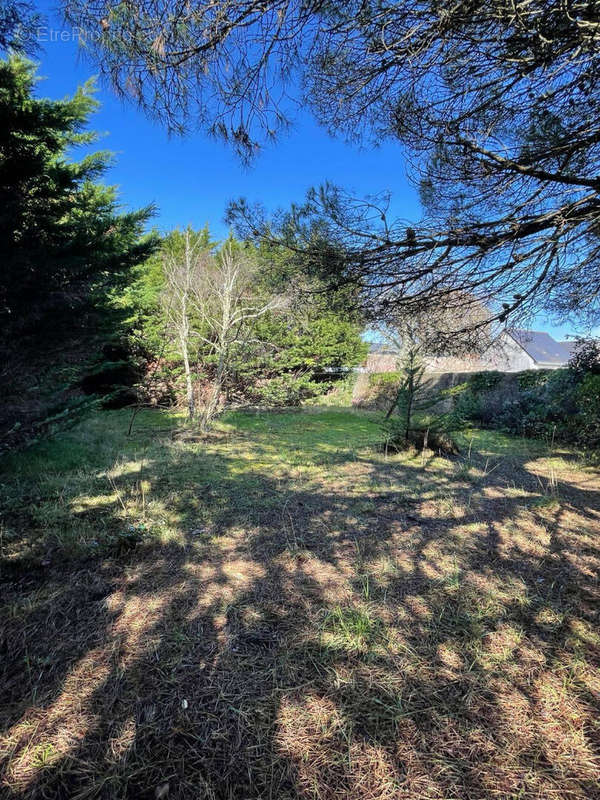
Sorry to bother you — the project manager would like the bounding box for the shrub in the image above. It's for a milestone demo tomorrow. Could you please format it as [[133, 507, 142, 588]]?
[[381, 416, 459, 454], [543, 369, 579, 420], [467, 371, 503, 392], [569, 338, 600, 377], [454, 385, 484, 422], [253, 373, 322, 406], [312, 373, 356, 407], [517, 369, 552, 389], [368, 371, 403, 388], [576, 374, 600, 450], [353, 371, 402, 411]]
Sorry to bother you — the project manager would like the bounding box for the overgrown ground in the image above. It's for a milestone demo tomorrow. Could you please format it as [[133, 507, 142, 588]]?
[[1, 408, 599, 799]]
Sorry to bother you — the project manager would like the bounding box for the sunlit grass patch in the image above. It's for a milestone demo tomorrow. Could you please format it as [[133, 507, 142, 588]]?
[[321, 606, 385, 653], [1, 407, 599, 799]]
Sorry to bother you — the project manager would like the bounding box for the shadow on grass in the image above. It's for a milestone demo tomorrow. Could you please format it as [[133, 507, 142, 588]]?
[[1, 410, 599, 799]]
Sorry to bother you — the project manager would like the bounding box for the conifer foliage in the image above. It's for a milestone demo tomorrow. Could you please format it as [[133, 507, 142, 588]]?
[[0, 56, 157, 354]]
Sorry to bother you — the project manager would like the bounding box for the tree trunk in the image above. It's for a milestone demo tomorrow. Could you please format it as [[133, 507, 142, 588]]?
[[385, 389, 399, 420], [404, 371, 414, 442], [200, 349, 226, 431], [173, 229, 195, 421], [181, 335, 194, 420]]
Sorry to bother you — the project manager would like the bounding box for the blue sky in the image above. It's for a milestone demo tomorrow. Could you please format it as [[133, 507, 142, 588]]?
[[33, 2, 420, 237], [28, 1, 582, 339]]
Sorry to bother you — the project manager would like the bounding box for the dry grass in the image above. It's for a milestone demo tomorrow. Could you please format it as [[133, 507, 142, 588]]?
[[1, 409, 599, 799]]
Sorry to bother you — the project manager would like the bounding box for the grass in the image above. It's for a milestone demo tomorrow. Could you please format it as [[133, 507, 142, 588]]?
[[1, 407, 599, 799]]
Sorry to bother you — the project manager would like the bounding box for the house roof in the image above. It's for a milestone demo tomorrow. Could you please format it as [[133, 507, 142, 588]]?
[[507, 329, 572, 365], [559, 340, 576, 357]]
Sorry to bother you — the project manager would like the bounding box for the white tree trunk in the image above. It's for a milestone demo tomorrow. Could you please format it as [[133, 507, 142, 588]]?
[[181, 332, 194, 420]]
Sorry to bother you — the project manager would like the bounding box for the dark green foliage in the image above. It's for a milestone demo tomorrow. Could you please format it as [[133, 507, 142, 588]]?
[[453, 385, 483, 424], [517, 370, 552, 389], [123, 233, 367, 407], [0, 56, 158, 444], [0, 56, 158, 349], [467, 371, 503, 392], [568, 337, 600, 377], [575, 374, 600, 451], [231, 311, 366, 391], [80, 360, 139, 408], [118, 225, 215, 360], [452, 373, 504, 423], [456, 366, 599, 452]]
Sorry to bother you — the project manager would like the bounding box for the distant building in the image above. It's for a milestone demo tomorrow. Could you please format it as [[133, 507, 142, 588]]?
[[487, 329, 573, 371], [364, 329, 574, 374], [364, 342, 402, 373]]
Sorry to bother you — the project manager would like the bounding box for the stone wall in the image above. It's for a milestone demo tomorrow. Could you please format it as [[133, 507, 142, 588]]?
[[352, 369, 523, 414]]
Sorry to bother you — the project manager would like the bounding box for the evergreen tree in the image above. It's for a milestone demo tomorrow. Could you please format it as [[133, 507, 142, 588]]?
[[63, 0, 600, 325], [0, 56, 158, 353], [385, 347, 427, 441]]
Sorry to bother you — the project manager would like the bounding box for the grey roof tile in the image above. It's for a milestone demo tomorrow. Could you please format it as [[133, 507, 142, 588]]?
[[508, 329, 571, 364]]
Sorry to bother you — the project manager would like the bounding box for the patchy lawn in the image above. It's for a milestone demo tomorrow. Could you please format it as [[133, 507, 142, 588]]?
[[1, 408, 599, 799]]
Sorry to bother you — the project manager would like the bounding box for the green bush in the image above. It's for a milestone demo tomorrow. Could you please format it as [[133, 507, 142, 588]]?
[[517, 369, 552, 389], [368, 371, 402, 388], [454, 385, 484, 422], [253, 373, 323, 406], [467, 371, 503, 392], [576, 374, 600, 450], [370, 364, 597, 452], [312, 373, 357, 407], [454, 366, 595, 448]]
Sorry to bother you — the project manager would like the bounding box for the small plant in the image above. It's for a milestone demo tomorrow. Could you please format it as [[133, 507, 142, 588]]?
[[322, 606, 383, 652], [33, 743, 56, 769], [106, 522, 150, 554], [576, 373, 600, 451], [382, 416, 459, 455], [384, 347, 426, 437]]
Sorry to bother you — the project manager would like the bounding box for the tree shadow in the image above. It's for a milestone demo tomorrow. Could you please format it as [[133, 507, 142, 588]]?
[[1, 413, 599, 798]]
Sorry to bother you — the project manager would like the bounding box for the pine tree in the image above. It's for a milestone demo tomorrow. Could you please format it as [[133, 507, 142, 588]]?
[[384, 347, 437, 442], [0, 55, 158, 351]]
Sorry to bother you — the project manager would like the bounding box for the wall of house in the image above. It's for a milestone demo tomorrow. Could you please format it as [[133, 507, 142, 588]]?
[[482, 333, 536, 372]]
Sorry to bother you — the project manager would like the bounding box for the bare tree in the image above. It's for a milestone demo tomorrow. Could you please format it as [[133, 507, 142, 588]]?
[[162, 228, 207, 420], [191, 242, 281, 430], [162, 233, 281, 427]]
